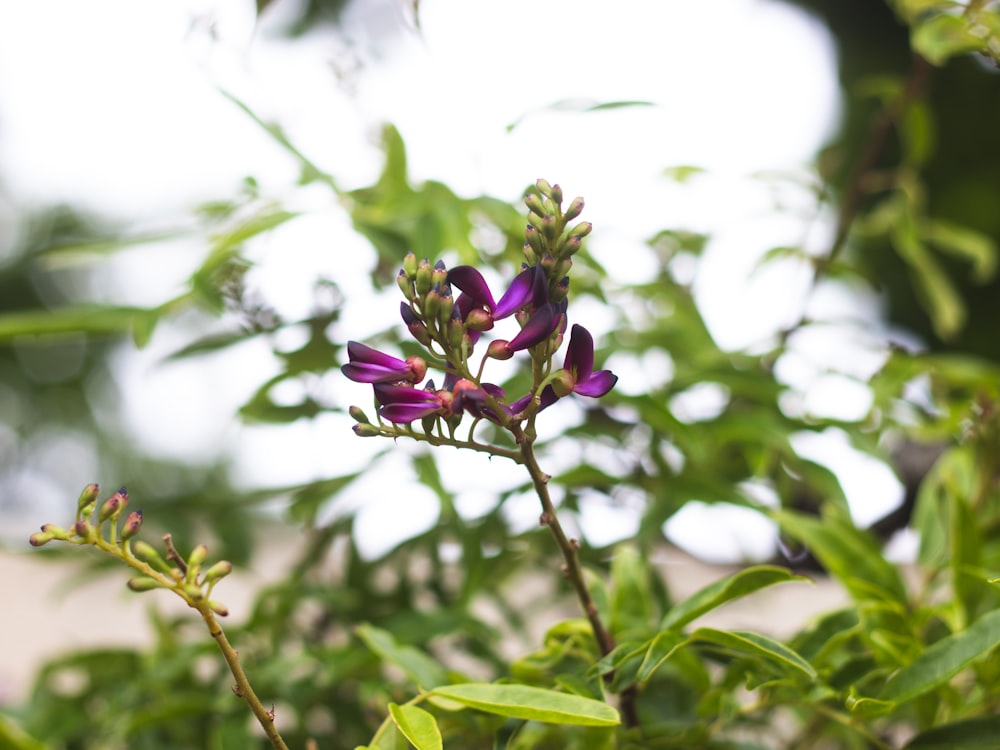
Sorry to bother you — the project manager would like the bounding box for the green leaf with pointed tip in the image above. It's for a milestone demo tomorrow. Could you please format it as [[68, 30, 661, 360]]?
[[388, 704, 442, 750], [661, 565, 807, 630], [878, 609, 1000, 704], [355, 624, 447, 690], [772, 510, 908, 604], [904, 715, 1000, 749], [692, 628, 817, 682], [636, 630, 688, 683], [430, 683, 620, 726]]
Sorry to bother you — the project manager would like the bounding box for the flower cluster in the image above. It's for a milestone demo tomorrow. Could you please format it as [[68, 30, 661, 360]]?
[[342, 180, 617, 435]]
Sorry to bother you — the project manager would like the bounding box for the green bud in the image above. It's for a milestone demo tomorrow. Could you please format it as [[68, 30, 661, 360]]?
[[564, 196, 584, 221], [76, 483, 100, 514], [72, 519, 96, 543], [42, 523, 71, 539], [535, 178, 554, 199], [187, 545, 208, 580], [203, 560, 233, 583], [436, 289, 455, 331], [415, 258, 433, 297], [465, 308, 493, 332], [402, 252, 418, 278], [524, 191, 547, 218], [127, 576, 165, 592], [349, 406, 371, 424], [558, 235, 583, 258], [208, 600, 229, 617], [133, 540, 164, 565], [447, 312, 465, 351], [567, 221, 593, 240], [353, 423, 382, 437], [549, 183, 563, 206], [523, 242, 538, 266], [121, 510, 143, 542], [525, 224, 546, 256], [430, 260, 448, 290], [541, 215, 559, 241], [423, 288, 442, 321], [550, 368, 575, 397], [396, 268, 414, 299], [29, 530, 56, 547]]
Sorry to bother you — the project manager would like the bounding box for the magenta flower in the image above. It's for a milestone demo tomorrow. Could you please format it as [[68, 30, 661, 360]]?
[[507, 324, 617, 414], [448, 264, 542, 323], [373, 383, 448, 423], [559, 324, 618, 398], [341, 342, 427, 384]]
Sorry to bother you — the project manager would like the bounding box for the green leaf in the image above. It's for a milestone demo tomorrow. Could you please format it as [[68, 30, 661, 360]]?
[[878, 609, 1000, 704], [661, 565, 807, 630], [430, 683, 620, 727], [691, 628, 817, 682], [0, 305, 149, 341], [923, 218, 998, 283], [911, 13, 984, 65], [388, 704, 443, 750], [904, 715, 1000, 749], [772, 510, 908, 604], [609, 546, 653, 635], [355, 624, 448, 690], [636, 629, 688, 683]]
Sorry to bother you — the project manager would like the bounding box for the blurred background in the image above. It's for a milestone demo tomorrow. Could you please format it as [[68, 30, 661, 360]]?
[[2, 0, 999, 721]]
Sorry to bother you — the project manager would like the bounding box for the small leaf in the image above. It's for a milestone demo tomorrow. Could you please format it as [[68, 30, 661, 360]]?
[[691, 628, 817, 682], [355, 624, 448, 690], [430, 683, 620, 726], [923, 218, 998, 283], [661, 565, 807, 630], [388, 704, 442, 750], [878, 609, 1000, 704], [636, 630, 688, 683]]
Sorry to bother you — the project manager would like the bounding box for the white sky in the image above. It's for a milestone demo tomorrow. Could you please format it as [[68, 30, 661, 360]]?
[[0, 0, 906, 562]]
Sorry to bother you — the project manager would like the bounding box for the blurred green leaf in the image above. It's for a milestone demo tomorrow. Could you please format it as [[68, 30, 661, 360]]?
[[355, 624, 448, 690], [878, 609, 1000, 704], [661, 566, 808, 631], [691, 628, 817, 682], [430, 683, 620, 726], [904, 715, 1000, 749]]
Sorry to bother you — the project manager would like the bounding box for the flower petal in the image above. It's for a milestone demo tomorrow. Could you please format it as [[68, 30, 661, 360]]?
[[564, 325, 594, 384], [573, 370, 618, 398], [494, 265, 537, 319], [507, 303, 560, 352], [447, 266, 496, 312]]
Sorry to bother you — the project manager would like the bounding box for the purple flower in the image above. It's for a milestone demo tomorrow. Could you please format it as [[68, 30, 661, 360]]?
[[559, 325, 618, 398], [373, 383, 447, 423], [448, 264, 542, 323], [341, 342, 427, 384], [507, 324, 617, 415], [487, 302, 564, 360]]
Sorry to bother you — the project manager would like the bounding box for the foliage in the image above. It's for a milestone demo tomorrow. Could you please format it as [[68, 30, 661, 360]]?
[[5, 2, 1000, 749]]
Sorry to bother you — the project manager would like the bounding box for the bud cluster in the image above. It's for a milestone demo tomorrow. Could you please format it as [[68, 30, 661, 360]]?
[[29, 483, 232, 617], [343, 180, 616, 437]]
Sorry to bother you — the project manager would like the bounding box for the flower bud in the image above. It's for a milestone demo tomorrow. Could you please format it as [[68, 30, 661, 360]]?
[[447, 312, 466, 350], [203, 560, 233, 583], [76, 483, 100, 514], [552, 276, 570, 303], [204, 560, 233, 583], [487, 340, 514, 360], [207, 600, 229, 617], [436, 287, 455, 329], [188, 544, 208, 569], [524, 191, 547, 218], [464, 308, 493, 332], [415, 258, 433, 297], [352, 423, 382, 437], [133, 540, 165, 565], [72, 519, 96, 543], [98, 488, 128, 524], [431, 260, 449, 290], [349, 406, 371, 424], [127, 576, 165, 592], [563, 196, 584, 221], [558, 235, 583, 258], [396, 268, 414, 299], [535, 178, 554, 199], [523, 242, 537, 266], [550, 183, 563, 205], [567, 221, 593, 240], [541, 215, 559, 241], [29, 530, 55, 547], [402, 252, 418, 278], [121, 510, 143, 542], [423, 288, 442, 320], [524, 224, 546, 256]]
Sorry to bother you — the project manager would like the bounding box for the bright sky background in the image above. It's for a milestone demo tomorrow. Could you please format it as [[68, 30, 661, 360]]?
[[0, 0, 907, 561]]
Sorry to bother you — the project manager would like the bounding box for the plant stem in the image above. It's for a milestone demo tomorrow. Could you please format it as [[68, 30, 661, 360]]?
[[200, 606, 291, 750], [512, 425, 640, 729]]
